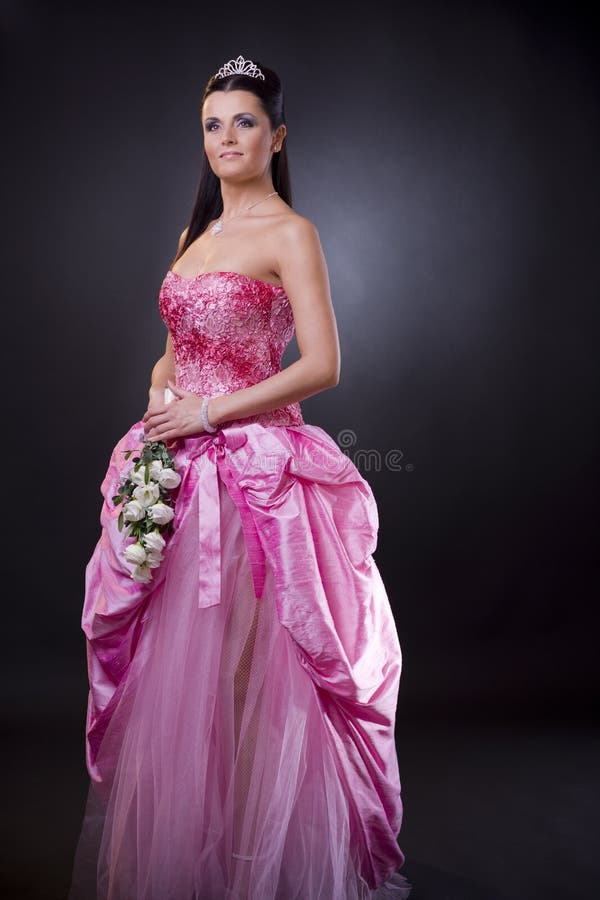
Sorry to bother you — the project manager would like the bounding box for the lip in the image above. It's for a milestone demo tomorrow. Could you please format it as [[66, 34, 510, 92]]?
[[220, 152, 243, 158]]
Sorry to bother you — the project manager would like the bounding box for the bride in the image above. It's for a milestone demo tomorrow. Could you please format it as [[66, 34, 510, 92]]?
[[68, 54, 412, 900]]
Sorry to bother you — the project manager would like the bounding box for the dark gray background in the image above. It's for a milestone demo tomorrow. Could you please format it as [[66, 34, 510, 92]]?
[[2, 1, 598, 898]]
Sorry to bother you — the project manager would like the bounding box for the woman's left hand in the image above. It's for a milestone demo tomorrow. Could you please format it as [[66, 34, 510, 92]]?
[[142, 379, 208, 444]]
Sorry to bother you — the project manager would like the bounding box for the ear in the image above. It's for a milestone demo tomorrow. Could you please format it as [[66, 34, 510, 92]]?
[[273, 123, 286, 152]]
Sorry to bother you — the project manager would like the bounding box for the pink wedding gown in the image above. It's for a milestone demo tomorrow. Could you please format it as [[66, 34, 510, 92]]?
[[68, 269, 412, 900]]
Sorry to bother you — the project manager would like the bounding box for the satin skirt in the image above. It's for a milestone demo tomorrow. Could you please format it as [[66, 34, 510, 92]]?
[[68, 421, 412, 900]]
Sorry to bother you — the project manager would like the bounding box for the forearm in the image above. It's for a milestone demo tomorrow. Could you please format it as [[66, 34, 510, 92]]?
[[209, 357, 338, 426], [149, 354, 176, 397]]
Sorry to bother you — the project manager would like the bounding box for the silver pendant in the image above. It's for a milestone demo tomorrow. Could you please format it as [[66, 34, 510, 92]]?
[[211, 220, 223, 235]]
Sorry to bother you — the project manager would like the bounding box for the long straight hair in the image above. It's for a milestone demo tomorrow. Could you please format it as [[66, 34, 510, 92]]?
[[171, 60, 292, 268]]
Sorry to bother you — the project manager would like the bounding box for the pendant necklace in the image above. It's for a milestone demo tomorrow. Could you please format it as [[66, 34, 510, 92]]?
[[210, 190, 278, 235]]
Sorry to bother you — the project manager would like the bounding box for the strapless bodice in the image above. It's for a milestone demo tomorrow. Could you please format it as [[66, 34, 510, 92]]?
[[158, 270, 304, 428]]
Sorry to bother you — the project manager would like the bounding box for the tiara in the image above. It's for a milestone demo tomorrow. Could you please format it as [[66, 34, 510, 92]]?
[[213, 55, 265, 81]]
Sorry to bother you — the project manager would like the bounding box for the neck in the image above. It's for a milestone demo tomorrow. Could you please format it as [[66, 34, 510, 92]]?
[[219, 178, 277, 219]]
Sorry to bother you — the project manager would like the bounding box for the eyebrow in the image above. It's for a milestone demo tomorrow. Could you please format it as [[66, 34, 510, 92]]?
[[203, 111, 257, 124]]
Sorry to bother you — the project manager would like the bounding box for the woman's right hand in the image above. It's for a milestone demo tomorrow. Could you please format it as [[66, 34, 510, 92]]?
[[145, 386, 167, 419]]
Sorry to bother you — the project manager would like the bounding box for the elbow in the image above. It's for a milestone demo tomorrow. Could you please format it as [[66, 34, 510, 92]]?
[[320, 365, 340, 389], [302, 354, 340, 390], [328, 355, 341, 387]]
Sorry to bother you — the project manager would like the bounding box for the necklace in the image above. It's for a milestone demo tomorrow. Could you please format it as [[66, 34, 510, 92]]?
[[210, 190, 279, 235]]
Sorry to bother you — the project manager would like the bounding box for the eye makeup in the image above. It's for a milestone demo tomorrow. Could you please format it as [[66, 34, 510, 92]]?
[[204, 113, 257, 131]]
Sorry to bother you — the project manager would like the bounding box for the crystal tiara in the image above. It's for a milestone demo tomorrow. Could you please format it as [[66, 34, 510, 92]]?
[[213, 55, 265, 81]]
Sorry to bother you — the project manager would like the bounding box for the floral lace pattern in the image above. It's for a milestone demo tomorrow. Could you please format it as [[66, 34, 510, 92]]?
[[158, 271, 304, 428]]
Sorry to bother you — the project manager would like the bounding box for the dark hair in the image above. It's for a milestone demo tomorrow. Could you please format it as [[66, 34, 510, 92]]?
[[171, 60, 292, 267]]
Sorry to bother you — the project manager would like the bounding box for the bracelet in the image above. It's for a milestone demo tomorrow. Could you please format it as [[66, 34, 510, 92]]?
[[200, 396, 218, 433]]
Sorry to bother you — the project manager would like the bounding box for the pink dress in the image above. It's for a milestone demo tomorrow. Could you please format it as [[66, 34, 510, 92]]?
[[68, 270, 412, 900]]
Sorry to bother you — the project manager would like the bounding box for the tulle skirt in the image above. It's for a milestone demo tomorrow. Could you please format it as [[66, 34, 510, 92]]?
[[68, 422, 412, 900]]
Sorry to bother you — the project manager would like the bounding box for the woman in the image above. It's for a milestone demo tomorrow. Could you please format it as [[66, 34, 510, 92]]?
[[68, 55, 412, 900]]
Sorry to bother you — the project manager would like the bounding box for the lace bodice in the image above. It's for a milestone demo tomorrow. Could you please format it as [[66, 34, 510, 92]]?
[[158, 270, 304, 428]]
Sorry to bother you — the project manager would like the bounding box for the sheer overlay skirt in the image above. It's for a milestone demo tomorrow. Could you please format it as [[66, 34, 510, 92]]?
[[69, 475, 411, 900]]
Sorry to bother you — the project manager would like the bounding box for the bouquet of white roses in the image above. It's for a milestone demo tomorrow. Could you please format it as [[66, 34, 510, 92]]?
[[112, 390, 182, 583]]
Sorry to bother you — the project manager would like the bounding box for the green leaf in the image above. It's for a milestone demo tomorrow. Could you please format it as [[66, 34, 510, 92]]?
[[118, 510, 124, 530]]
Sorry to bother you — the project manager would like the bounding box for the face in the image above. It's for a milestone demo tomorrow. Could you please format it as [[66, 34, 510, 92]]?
[[202, 89, 286, 180]]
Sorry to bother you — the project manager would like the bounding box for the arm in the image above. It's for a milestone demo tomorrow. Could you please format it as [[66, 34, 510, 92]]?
[[148, 331, 176, 403], [148, 227, 188, 403], [209, 217, 340, 427]]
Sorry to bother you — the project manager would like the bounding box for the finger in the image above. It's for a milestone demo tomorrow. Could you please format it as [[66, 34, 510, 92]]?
[[147, 411, 178, 431], [143, 410, 163, 426], [147, 426, 167, 440], [150, 427, 177, 442], [144, 410, 170, 427], [144, 418, 170, 436]]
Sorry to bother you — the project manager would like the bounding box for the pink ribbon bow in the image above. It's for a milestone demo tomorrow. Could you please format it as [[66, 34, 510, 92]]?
[[174, 427, 267, 609]]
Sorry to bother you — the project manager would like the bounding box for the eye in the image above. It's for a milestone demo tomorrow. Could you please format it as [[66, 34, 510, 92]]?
[[205, 118, 254, 132]]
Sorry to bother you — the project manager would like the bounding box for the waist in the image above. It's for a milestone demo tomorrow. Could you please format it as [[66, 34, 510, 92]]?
[[176, 369, 304, 429], [224, 404, 304, 428]]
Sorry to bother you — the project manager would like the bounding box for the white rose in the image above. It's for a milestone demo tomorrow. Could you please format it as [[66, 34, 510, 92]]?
[[158, 467, 181, 489], [143, 529, 166, 553], [145, 550, 163, 569], [129, 465, 149, 486], [149, 459, 164, 480], [148, 502, 175, 525], [131, 563, 152, 584], [123, 499, 145, 522], [125, 541, 147, 565], [133, 482, 161, 507]]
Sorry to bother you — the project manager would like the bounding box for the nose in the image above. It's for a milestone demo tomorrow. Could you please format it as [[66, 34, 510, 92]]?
[[221, 124, 236, 145]]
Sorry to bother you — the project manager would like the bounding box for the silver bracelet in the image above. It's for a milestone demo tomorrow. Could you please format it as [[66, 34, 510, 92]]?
[[200, 395, 218, 433]]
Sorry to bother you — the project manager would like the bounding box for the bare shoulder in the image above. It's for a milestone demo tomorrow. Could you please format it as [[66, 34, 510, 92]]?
[[278, 210, 320, 242], [178, 227, 189, 251], [275, 210, 333, 324], [276, 211, 325, 270]]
